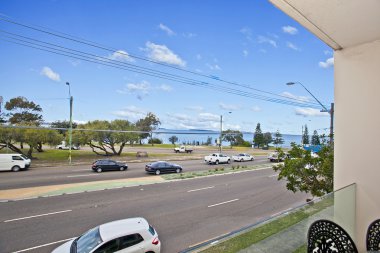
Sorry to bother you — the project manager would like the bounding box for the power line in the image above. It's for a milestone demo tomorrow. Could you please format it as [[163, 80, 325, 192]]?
[[0, 34, 322, 109], [0, 17, 327, 108]]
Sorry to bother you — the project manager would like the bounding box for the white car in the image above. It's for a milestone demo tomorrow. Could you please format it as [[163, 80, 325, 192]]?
[[232, 153, 255, 162], [56, 144, 80, 150], [204, 153, 231, 165], [0, 154, 31, 172], [52, 217, 160, 253]]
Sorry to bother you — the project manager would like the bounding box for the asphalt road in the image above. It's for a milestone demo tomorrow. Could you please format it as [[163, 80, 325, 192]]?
[[0, 157, 270, 190], [0, 168, 308, 253]]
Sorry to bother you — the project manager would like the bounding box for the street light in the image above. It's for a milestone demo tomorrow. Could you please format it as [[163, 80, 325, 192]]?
[[219, 111, 231, 153], [66, 82, 73, 165], [286, 81, 334, 145]]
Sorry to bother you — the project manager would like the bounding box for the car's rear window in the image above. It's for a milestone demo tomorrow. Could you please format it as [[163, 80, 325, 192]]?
[[148, 225, 156, 236]]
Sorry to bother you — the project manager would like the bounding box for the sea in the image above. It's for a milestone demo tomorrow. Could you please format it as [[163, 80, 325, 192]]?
[[152, 128, 301, 148]]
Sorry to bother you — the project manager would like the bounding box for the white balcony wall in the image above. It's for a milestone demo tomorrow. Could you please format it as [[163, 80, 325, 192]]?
[[335, 39, 380, 250]]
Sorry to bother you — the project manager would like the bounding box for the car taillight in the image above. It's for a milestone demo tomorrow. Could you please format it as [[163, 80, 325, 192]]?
[[152, 237, 159, 245]]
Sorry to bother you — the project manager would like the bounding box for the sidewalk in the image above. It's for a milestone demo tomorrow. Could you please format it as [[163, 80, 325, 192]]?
[[0, 176, 164, 201], [237, 206, 334, 253]]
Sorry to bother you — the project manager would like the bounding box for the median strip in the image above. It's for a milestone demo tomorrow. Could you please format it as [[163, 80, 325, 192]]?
[[4, 209, 72, 223]]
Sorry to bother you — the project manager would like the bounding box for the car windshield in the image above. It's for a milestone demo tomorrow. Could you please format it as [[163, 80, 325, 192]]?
[[20, 154, 29, 160], [76, 227, 103, 253]]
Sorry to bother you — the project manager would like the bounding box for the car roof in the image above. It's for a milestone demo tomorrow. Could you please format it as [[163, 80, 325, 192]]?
[[99, 217, 149, 241]]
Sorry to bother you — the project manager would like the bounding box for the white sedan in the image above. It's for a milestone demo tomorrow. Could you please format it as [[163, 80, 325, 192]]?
[[52, 217, 160, 253], [232, 153, 255, 162]]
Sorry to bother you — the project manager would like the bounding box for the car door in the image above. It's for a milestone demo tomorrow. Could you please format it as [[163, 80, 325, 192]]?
[[158, 162, 167, 173], [108, 161, 119, 171], [93, 238, 120, 253], [117, 233, 145, 253]]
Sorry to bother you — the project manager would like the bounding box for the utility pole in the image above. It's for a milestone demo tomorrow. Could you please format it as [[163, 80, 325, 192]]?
[[219, 115, 223, 153], [66, 82, 73, 165]]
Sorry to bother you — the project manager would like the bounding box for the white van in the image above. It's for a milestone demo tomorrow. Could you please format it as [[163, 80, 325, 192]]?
[[0, 154, 31, 172]]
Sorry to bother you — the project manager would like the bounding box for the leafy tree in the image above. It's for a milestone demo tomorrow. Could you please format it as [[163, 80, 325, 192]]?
[[302, 124, 310, 145], [205, 136, 212, 145], [5, 97, 43, 125], [273, 130, 284, 147], [51, 120, 78, 135], [263, 132, 273, 147], [311, 130, 321, 145], [223, 129, 243, 147], [135, 112, 160, 145], [74, 119, 138, 156], [148, 138, 162, 144], [168, 135, 178, 145], [253, 123, 264, 148], [273, 143, 333, 198]]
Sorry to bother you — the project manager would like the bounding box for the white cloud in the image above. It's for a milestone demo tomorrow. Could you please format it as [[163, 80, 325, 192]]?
[[199, 112, 220, 122], [324, 50, 333, 55], [286, 42, 300, 51], [158, 23, 175, 36], [183, 32, 197, 38], [251, 106, 261, 112], [258, 35, 277, 48], [113, 106, 147, 120], [281, 92, 310, 103], [282, 26, 298, 35], [185, 106, 203, 111], [73, 120, 87, 125], [243, 50, 249, 57], [117, 81, 171, 99], [68, 59, 81, 67], [240, 27, 253, 40], [108, 50, 134, 62], [295, 108, 329, 117], [41, 67, 60, 82], [206, 63, 221, 71], [219, 103, 240, 111], [143, 41, 186, 67], [158, 84, 172, 92], [319, 57, 334, 68]]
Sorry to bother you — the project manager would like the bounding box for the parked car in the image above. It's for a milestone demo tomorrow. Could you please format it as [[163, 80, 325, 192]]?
[[92, 159, 128, 173], [0, 154, 31, 172], [56, 144, 80, 150], [267, 151, 290, 162], [232, 153, 255, 162], [145, 161, 182, 175], [174, 145, 193, 153], [204, 153, 231, 165], [52, 217, 160, 253]]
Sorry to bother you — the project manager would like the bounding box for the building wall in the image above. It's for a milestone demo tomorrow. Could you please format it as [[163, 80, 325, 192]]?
[[335, 39, 380, 250]]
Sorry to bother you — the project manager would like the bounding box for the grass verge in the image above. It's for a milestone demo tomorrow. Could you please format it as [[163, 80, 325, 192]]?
[[198, 197, 333, 253]]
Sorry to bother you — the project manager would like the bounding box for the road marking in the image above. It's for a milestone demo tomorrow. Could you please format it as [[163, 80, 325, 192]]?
[[4, 209, 72, 223], [187, 186, 215, 192], [271, 208, 292, 217], [268, 174, 279, 178], [67, 174, 99, 178], [71, 169, 89, 172], [208, 199, 239, 208], [12, 237, 75, 253]]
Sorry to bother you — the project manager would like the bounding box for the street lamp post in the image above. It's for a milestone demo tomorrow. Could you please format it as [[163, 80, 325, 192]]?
[[66, 82, 73, 165], [286, 82, 334, 145], [219, 112, 231, 153]]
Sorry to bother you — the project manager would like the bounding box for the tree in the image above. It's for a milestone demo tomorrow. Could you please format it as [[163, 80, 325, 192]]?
[[168, 135, 178, 145], [148, 138, 162, 144], [5, 97, 43, 125], [223, 129, 243, 147], [253, 123, 264, 148], [135, 112, 160, 145], [273, 130, 284, 147], [51, 120, 78, 135], [205, 136, 212, 145], [263, 132, 273, 147], [311, 130, 321, 145], [302, 124, 310, 145], [273, 143, 333, 198]]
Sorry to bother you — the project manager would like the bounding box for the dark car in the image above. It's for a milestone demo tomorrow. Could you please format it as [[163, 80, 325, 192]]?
[[145, 161, 182, 175], [92, 159, 128, 173]]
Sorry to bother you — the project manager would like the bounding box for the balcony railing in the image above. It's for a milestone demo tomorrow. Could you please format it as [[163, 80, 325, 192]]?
[[181, 183, 356, 253]]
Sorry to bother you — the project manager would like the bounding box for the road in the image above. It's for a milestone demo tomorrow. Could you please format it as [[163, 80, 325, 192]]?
[[0, 168, 307, 253], [0, 157, 270, 190]]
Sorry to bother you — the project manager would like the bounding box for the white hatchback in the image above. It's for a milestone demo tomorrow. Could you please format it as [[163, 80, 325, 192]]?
[[52, 217, 160, 253]]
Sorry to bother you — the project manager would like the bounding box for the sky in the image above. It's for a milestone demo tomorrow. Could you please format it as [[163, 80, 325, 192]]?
[[0, 0, 334, 135]]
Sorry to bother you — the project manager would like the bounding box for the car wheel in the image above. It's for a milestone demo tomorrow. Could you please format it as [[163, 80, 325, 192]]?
[[11, 165, 20, 172], [155, 170, 161, 175], [176, 168, 181, 173], [240, 159, 243, 162], [96, 167, 102, 173], [215, 160, 219, 165], [59, 147, 62, 150], [251, 158, 254, 161], [227, 159, 230, 164], [120, 167, 125, 171]]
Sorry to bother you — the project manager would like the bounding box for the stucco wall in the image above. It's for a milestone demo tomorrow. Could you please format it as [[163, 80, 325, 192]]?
[[335, 39, 380, 250]]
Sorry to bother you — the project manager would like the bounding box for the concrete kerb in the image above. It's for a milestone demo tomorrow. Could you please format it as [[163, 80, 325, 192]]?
[[0, 164, 274, 202]]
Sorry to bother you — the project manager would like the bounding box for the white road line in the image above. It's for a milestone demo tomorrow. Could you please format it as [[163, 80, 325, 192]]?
[[67, 174, 98, 178], [208, 199, 239, 208], [268, 174, 279, 178], [12, 237, 75, 253], [187, 186, 215, 192], [4, 209, 72, 223], [271, 208, 292, 217]]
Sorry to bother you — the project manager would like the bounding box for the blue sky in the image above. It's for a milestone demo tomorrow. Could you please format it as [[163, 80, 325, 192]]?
[[0, 0, 334, 135]]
